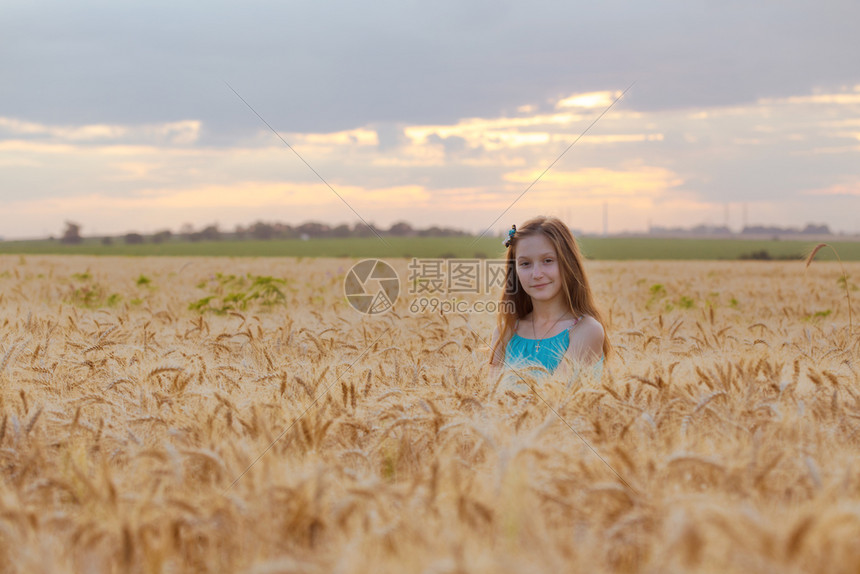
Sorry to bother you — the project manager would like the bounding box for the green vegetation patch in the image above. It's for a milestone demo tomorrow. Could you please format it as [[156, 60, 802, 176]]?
[[65, 272, 122, 309], [190, 273, 290, 314]]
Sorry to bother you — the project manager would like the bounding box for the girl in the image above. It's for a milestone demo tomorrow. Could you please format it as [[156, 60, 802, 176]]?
[[489, 216, 610, 387]]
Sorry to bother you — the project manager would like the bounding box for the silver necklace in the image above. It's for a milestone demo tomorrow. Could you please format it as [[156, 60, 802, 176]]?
[[532, 311, 571, 351]]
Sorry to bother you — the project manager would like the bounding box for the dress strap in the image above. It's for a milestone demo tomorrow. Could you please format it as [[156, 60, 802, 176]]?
[[567, 315, 585, 331]]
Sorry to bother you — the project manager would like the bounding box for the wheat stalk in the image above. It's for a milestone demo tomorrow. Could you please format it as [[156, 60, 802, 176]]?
[[806, 243, 853, 335]]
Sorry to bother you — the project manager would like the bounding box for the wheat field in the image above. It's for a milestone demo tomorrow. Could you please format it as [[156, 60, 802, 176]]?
[[0, 254, 858, 573]]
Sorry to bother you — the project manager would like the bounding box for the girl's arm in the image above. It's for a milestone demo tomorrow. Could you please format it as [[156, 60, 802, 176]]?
[[555, 317, 605, 386]]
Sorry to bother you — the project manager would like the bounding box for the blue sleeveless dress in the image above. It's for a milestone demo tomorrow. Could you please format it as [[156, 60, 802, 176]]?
[[501, 320, 604, 391]]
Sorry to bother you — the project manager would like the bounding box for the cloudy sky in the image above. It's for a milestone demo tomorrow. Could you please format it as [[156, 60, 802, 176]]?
[[2, 0, 859, 239]]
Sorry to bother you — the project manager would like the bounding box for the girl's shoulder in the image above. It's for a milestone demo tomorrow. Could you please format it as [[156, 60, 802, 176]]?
[[571, 314, 602, 331], [568, 315, 604, 355], [570, 314, 604, 337]]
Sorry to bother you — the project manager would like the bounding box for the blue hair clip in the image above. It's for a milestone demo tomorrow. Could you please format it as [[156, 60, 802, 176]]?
[[503, 224, 516, 248]]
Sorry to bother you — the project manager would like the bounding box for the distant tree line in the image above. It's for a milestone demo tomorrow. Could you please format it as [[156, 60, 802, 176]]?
[[648, 223, 832, 236], [739, 223, 831, 235], [649, 224, 733, 236], [58, 220, 470, 245], [232, 220, 468, 240]]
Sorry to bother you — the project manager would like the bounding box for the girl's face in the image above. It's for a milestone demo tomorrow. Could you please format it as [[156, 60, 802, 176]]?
[[514, 233, 563, 304]]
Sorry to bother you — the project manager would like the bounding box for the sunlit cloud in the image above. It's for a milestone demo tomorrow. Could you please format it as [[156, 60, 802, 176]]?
[[5, 182, 432, 213], [404, 112, 657, 152], [804, 183, 860, 196], [503, 166, 683, 206], [762, 93, 860, 106], [0, 140, 81, 154], [0, 117, 201, 144], [460, 156, 528, 168], [731, 138, 764, 146], [486, 132, 551, 148], [371, 145, 446, 167], [402, 187, 492, 210], [802, 145, 860, 155], [574, 134, 664, 144], [107, 162, 163, 181], [404, 112, 582, 147], [556, 91, 620, 109], [819, 119, 860, 130], [292, 128, 379, 146], [1, 84, 859, 238]]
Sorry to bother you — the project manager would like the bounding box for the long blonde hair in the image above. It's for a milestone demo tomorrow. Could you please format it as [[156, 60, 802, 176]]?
[[490, 216, 612, 362]]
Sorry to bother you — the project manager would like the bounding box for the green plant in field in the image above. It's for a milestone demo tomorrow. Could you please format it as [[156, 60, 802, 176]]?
[[653, 286, 695, 312], [190, 273, 289, 314], [249, 275, 290, 302], [646, 283, 666, 310], [836, 275, 858, 291], [189, 295, 217, 313], [704, 292, 718, 309], [379, 439, 399, 482], [66, 280, 121, 309], [64, 271, 121, 308], [677, 295, 696, 309], [805, 309, 833, 322], [729, 297, 739, 308], [136, 274, 152, 286], [807, 243, 853, 334]]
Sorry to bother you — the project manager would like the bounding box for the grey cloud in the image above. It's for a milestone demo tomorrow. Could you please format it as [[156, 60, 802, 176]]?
[[426, 133, 469, 156], [374, 123, 410, 152], [3, 0, 859, 139]]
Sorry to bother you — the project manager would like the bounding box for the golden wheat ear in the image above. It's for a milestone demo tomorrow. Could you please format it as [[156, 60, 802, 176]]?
[[805, 242, 853, 336], [805, 243, 828, 269]]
